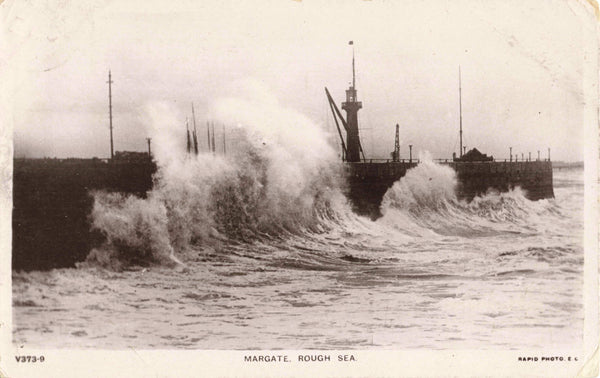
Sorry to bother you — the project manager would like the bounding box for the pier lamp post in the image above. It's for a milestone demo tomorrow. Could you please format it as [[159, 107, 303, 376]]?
[[548, 148, 551, 161], [529, 152, 531, 162], [409, 145, 413, 163], [537, 150, 540, 161], [510, 147, 512, 162], [521, 153, 524, 161]]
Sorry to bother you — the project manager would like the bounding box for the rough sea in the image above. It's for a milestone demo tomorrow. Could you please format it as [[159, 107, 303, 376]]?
[[12, 102, 584, 350]]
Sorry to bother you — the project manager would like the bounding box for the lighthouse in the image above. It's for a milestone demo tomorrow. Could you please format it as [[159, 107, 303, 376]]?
[[342, 41, 363, 162]]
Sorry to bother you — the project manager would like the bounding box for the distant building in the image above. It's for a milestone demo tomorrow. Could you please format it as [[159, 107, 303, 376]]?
[[453, 148, 493, 162]]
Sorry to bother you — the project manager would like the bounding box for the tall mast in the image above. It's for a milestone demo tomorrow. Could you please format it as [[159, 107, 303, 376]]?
[[191, 103, 199, 155], [459, 65, 463, 158], [186, 117, 191, 154], [206, 121, 211, 151], [222, 124, 226, 155], [107, 70, 114, 159], [352, 42, 356, 89], [211, 122, 216, 155], [193, 129, 198, 155]]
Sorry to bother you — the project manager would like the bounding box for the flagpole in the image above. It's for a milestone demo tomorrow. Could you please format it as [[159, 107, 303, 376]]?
[[349, 40, 355, 88]]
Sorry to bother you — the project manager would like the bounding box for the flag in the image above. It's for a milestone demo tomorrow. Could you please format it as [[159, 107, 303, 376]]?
[[349, 41, 353, 45]]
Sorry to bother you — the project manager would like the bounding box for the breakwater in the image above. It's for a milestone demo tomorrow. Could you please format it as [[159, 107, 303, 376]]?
[[12, 157, 553, 270], [347, 160, 554, 218], [346, 161, 419, 218], [449, 160, 554, 201], [12, 157, 156, 271]]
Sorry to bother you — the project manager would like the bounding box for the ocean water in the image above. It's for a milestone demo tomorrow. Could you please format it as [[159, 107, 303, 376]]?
[[12, 164, 583, 350], [12, 101, 584, 350]]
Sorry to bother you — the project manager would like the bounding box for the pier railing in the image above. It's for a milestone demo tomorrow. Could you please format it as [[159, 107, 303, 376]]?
[[357, 159, 421, 164], [352, 158, 551, 164], [433, 158, 551, 163]]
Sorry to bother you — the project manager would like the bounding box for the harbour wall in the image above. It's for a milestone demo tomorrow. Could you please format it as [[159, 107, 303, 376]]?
[[12, 158, 156, 271], [447, 160, 554, 201], [346, 161, 418, 218], [12, 158, 553, 270], [347, 160, 554, 218]]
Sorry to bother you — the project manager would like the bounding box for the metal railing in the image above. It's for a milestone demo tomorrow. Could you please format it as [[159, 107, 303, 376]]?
[[348, 158, 551, 164], [433, 158, 551, 163], [349, 159, 420, 164]]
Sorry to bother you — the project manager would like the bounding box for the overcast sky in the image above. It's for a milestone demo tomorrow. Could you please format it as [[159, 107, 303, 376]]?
[[4, 0, 595, 161]]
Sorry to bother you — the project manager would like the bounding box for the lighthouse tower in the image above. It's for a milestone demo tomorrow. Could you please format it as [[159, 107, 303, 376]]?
[[342, 42, 363, 162]]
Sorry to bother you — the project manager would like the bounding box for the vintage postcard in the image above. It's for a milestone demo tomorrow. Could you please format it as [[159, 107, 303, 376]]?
[[1, 0, 598, 377]]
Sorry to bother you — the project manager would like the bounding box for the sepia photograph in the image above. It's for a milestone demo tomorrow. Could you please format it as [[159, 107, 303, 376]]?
[[1, 0, 598, 376]]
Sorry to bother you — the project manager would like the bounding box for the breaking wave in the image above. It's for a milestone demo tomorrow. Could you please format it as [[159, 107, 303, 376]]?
[[85, 84, 350, 270], [379, 155, 566, 238], [84, 85, 570, 270]]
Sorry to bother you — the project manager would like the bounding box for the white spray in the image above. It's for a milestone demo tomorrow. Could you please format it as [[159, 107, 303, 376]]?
[[86, 80, 347, 269]]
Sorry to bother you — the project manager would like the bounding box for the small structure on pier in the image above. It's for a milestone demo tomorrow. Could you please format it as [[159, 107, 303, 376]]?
[[453, 147, 493, 162]]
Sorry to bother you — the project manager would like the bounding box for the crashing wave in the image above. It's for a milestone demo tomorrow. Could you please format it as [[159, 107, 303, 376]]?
[[85, 87, 348, 270]]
